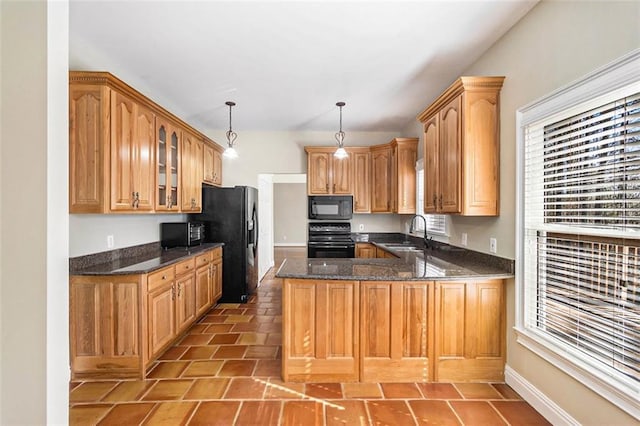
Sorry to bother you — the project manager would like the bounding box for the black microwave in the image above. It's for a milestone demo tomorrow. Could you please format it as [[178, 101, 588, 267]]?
[[160, 222, 205, 248], [308, 195, 353, 220]]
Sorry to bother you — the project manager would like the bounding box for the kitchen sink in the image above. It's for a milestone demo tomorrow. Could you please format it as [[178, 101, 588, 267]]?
[[382, 242, 424, 251]]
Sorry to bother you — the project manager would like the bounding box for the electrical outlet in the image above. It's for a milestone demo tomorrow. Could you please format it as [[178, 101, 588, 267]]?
[[461, 233, 468, 246], [359, 224, 365, 231], [107, 235, 114, 249], [490, 237, 497, 253], [283, 235, 287, 241]]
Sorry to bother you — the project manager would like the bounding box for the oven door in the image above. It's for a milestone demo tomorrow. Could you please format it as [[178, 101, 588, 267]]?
[[307, 242, 355, 258]]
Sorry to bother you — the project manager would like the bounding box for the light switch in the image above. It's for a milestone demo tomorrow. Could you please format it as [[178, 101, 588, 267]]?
[[107, 235, 114, 249], [490, 237, 497, 253]]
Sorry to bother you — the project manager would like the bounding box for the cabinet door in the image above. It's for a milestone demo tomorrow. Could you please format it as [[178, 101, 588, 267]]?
[[203, 143, 215, 184], [176, 273, 196, 333], [212, 259, 223, 302], [434, 280, 505, 382], [371, 147, 392, 212], [360, 282, 432, 382], [181, 132, 203, 212], [332, 156, 353, 194], [395, 141, 417, 214], [110, 92, 155, 212], [195, 265, 212, 317], [155, 117, 180, 211], [69, 85, 109, 213], [423, 116, 439, 213], [353, 151, 371, 213], [439, 96, 462, 213], [212, 148, 223, 185], [308, 152, 331, 194], [355, 243, 376, 258], [148, 282, 176, 359], [282, 279, 359, 382], [70, 276, 141, 377]]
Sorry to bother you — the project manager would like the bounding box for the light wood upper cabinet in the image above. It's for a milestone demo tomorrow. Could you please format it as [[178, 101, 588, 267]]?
[[352, 148, 371, 213], [69, 85, 110, 213], [360, 281, 433, 382], [434, 280, 505, 382], [181, 131, 203, 212], [69, 72, 225, 214], [203, 140, 223, 186], [110, 91, 156, 212], [418, 76, 504, 216], [371, 145, 393, 212], [306, 148, 353, 195], [282, 278, 360, 382], [394, 138, 419, 214], [155, 116, 180, 211]]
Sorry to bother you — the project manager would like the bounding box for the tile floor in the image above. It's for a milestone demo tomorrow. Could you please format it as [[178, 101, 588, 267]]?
[[69, 268, 551, 425]]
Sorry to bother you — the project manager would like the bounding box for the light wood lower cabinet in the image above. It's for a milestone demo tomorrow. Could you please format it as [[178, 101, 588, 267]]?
[[282, 279, 359, 382], [360, 282, 433, 382], [70, 247, 222, 379], [355, 243, 376, 258], [281, 278, 505, 383]]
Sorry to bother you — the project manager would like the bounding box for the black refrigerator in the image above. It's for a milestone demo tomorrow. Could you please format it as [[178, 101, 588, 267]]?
[[191, 185, 258, 303]]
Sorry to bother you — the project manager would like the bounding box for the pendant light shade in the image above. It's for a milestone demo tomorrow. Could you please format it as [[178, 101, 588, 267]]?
[[223, 101, 238, 159], [334, 101, 348, 159]]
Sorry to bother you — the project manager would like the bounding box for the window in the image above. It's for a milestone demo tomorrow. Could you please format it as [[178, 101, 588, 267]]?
[[517, 50, 640, 417], [416, 160, 447, 235]]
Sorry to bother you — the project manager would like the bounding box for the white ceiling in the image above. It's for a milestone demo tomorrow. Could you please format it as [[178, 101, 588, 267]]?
[[69, 1, 537, 133]]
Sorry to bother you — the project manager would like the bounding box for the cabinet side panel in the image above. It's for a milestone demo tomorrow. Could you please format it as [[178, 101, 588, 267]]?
[[327, 285, 354, 357], [114, 282, 139, 356], [475, 282, 503, 357], [290, 285, 316, 357], [71, 282, 100, 356], [402, 286, 428, 358], [363, 285, 391, 357], [438, 284, 466, 357]]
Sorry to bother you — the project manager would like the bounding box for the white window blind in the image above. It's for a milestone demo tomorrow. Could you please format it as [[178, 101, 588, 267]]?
[[416, 167, 446, 235], [523, 86, 640, 395]]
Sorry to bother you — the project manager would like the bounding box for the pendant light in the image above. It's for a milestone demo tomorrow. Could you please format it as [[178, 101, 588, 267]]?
[[223, 101, 238, 159], [334, 101, 348, 159]]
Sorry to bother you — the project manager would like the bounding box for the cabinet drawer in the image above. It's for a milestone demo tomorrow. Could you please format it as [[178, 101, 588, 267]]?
[[211, 247, 222, 260], [196, 252, 212, 267], [176, 258, 196, 275], [148, 266, 175, 293]]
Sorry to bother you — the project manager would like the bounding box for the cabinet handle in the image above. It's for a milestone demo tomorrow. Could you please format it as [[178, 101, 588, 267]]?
[[433, 195, 437, 207], [171, 284, 176, 300], [177, 283, 182, 297], [439, 195, 443, 210], [333, 184, 336, 192], [325, 183, 329, 192]]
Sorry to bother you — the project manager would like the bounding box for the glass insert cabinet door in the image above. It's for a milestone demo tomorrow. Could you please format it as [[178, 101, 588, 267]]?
[[157, 118, 180, 211]]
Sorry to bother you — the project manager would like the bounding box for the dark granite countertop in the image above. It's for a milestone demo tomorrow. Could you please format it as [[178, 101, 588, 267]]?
[[276, 234, 514, 281], [70, 243, 224, 276]]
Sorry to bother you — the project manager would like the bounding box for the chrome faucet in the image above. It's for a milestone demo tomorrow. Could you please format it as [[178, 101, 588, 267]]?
[[409, 215, 433, 249]]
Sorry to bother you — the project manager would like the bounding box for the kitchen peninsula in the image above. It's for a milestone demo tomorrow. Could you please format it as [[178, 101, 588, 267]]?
[[277, 238, 514, 384]]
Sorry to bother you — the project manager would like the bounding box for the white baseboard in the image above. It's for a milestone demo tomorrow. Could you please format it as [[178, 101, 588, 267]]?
[[273, 243, 306, 247], [505, 365, 579, 426]]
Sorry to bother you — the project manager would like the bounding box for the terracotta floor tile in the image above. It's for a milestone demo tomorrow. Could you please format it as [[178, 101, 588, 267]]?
[[449, 401, 507, 425], [380, 383, 422, 398], [305, 383, 343, 399], [257, 322, 282, 333], [189, 401, 241, 426], [265, 333, 282, 345], [201, 315, 228, 323], [188, 324, 210, 334], [254, 359, 281, 377], [143, 401, 198, 425], [180, 346, 217, 360], [225, 314, 254, 323], [230, 322, 262, 332], [69, 382, 81, 392], [366, 400, 416, 425], [342, 383, 383, 399], [69, 404, 113, 425], [142, 380, 193, 401], [208, 308, 225, 315], [182, 360, 224, 377], [222, 308, 246, 315], [70, 381, 118, 403], [492, 383, 522, 400], [224, 377, 267, 399], [210, 333, 240, 344], [252, 315, 274, 323], [492, 401, 552, 425], [179, 334, 213, 346], [244, 345, 279, 359], [218, 360, 257, 376], [183, 378, 230, 400], [103, 380, 154, 402], [455, 383, 503, 399], [409, 400, 461, 426], [325, 400, 369, 426], [147, 361, 190, 379], [264, 379, 306, 399], [281, 400, 324, 426], [266, 308, 281, 315], [158, 346, 189, 361], [205, 323, 234, 333], [217, 303, 241, 309], [97, 403, 155, 425], [235, 401, 282, 425], [237, 332, 268, 345], [213, 344, 248, 359], [417, 383, 463, 399]]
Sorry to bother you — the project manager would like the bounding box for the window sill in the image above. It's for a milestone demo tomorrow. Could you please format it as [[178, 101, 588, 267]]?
[[514, 326, 640, 420]]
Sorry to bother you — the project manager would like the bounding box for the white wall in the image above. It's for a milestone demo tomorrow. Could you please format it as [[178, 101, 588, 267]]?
[[401, 1, 639, 424], [1, 1, 69, 424], [273, 183, 307, 245]]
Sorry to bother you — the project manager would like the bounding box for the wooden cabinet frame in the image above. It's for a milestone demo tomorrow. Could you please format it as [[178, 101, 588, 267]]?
[[305, 148, 354, 195]]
